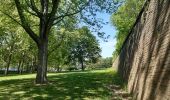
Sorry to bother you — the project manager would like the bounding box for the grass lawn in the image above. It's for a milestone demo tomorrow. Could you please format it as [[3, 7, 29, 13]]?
[[0, 68, 124, 100]]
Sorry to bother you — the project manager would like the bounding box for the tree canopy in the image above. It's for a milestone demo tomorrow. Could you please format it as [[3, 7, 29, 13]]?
[[0, 0, 120, 84], [111, 0, 145, 60]]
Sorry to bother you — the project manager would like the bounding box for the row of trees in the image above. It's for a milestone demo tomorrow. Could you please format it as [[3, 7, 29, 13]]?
[[0, 0, 120, 84], [0, 26, 101, 73]]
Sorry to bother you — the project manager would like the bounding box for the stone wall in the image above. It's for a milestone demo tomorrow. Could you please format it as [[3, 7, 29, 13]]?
[[113, 0, 170, 99]]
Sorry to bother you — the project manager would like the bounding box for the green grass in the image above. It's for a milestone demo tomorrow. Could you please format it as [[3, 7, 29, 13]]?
[[0, 68, 124, 100]]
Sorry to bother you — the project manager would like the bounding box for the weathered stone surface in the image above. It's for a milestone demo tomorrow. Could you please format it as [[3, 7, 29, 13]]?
[[113, 0, 170, 100]]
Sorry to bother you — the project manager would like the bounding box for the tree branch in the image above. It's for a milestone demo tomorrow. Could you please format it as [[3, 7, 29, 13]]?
[[52, 1, 90, 25], [14, 0, 40, 45], [40, 0, 49, 14], [24, 0, 42, 17], [0, 10, 22, 26], [23, 6, 39, 17], [47, 0, 60, 26], [52, 3, 72, 25], [30, 0, 42, 16], [52, 17, 64, 26]]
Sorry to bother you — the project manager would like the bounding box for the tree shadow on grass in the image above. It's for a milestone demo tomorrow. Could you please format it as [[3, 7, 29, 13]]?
[[0, 70, 124, 100]]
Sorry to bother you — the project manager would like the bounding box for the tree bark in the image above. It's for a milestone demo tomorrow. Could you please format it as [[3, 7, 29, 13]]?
[[36, 38, 48, 84], [20, 61, 24, 74], [4, 54, 12, 75], [4, 42, 14, 75], [19, 53, 25, 74], [17, 60, 22, 74], [80, 58, 84, 71], [57, 65, 60, 72], [32, 55, 37, 73]]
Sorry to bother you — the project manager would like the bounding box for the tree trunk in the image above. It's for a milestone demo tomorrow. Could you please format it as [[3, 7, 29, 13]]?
[[26, 63, 30, 73], [4, 42, 14, 75], [17, 60, 21, 74], [57, 65, 60, 72], [19, 53, 25, 74], [4, 54, 12, 75], [35, 13, 50, 84], [32, 56, 37, 73], [35, 38, 48, 84], [80, 58, 84, 71], [20, 61, 23, 74], [19, 59, 24, 74]]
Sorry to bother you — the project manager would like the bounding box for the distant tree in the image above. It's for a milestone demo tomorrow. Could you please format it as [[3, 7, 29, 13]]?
[[48, 27, 101, 71], [68, 27, 101, 71], [48, 28, 72, 72], [85, 57, 113, 70], [0, 25, 27, 75]]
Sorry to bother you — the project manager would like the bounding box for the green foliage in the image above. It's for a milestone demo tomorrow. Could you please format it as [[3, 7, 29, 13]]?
[[0, 69, 124, 99], [48, 26, 101, 71], [111, 0, 145, 55], [0, 16, 34, 71], [0, 0, 125, 84], [87, 57, 113, 70], [68, 27, 101, 67]]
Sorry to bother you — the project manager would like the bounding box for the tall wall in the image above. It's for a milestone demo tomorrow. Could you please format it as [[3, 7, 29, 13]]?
[[113, 0, 170, 99]]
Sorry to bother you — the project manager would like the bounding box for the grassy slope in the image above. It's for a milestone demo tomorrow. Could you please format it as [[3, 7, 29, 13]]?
[[0, 68, 123, 100]]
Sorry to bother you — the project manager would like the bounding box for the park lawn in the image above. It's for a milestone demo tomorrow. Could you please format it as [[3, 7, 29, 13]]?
[[0, 68, 124, 100]]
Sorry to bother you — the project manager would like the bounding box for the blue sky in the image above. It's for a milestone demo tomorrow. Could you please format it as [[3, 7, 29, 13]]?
[[94, 13, 117, 58], [79, 12, 117, 58]]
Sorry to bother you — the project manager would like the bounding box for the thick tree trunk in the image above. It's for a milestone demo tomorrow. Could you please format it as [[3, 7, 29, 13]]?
[[35, 39, 48, 84], [35, 12, 49, 84]]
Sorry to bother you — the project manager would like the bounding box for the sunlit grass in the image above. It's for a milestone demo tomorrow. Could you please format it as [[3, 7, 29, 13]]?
[[0, 68, 124, 100]]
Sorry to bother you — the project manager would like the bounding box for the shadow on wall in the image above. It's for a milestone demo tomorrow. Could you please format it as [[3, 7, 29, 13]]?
[[116, 0, 170, 99], [117, 0, 148, 83], [147, 0, 170, 99]]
